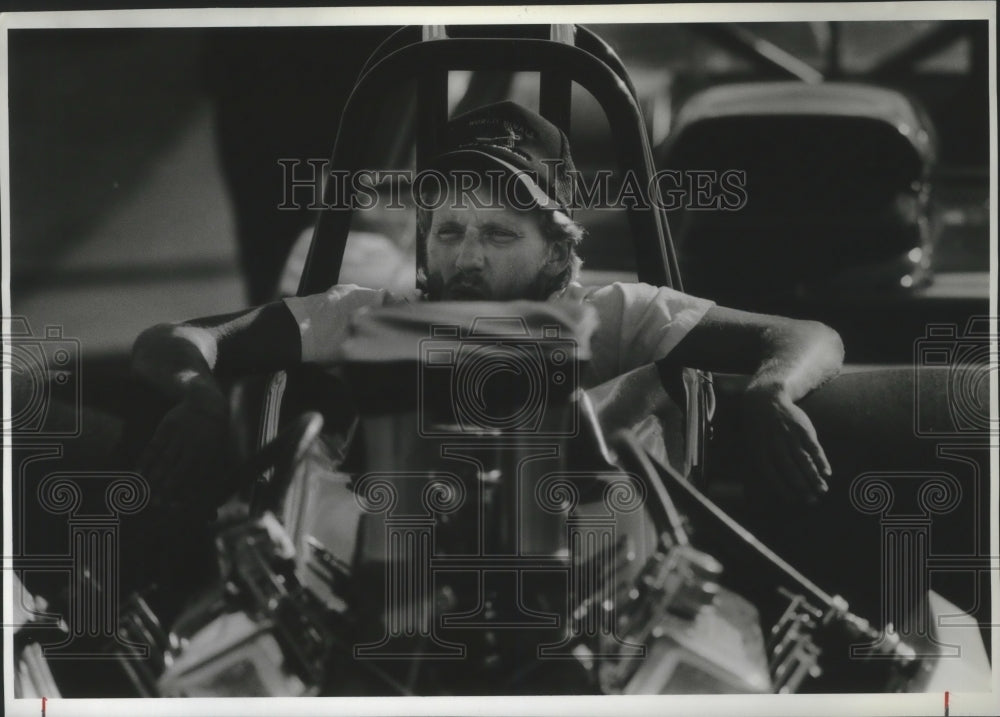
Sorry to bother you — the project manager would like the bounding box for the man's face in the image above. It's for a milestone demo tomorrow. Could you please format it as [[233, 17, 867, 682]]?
[[424, 186, 561, 301]]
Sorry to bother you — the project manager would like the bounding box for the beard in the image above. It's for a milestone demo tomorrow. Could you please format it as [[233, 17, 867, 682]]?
[[423, 268, 555, 302]]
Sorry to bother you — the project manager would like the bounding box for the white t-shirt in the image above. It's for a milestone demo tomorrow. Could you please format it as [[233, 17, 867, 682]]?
[[283, 281, 714, 389]]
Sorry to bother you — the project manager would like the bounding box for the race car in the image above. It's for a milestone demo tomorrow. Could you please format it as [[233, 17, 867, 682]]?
[[12, 22, 992, 700]]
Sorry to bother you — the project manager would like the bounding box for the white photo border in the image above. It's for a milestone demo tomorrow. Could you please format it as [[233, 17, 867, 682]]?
[[2, 3, 997, 716]]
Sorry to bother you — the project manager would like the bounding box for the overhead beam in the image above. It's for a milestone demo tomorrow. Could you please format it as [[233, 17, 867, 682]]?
[[689, 23, 825, 84]]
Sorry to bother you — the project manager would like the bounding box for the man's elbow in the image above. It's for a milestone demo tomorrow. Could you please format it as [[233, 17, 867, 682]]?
[[132, 322, 178, 359], [132, 322, 217, 369], [803, 320, 844, 368]]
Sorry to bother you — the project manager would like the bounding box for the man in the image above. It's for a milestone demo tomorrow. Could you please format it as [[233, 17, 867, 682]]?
[[132, 101, 844, 508]]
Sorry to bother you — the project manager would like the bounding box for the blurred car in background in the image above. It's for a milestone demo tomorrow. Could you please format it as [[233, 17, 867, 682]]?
[[591, 21, 990, 363], [660, 81, 937, 305]]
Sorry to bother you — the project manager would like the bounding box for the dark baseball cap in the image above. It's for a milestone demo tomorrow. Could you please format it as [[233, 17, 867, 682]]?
[[429, 101, 577, 215]]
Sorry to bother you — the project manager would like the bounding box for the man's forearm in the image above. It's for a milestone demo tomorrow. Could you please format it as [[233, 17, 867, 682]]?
[[745, 320, 844, 402], [132, 303, 302, 405]]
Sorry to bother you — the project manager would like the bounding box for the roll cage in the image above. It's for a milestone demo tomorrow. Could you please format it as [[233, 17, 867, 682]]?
[[258, 24, 711, 481], [297, 23, 684, 294]]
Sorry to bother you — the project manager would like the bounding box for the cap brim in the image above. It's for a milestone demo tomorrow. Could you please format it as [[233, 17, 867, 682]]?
[[429, 149, 560, 212]]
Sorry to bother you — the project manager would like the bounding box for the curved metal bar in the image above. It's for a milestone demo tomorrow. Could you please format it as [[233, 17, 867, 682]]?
[[356, 25, 416, 79], [575, 25, 683, 289], [361, 25, 639, 103], [575, 25, 639, 101], [346, 25, 682, 285], [299, 37, 677, 295]]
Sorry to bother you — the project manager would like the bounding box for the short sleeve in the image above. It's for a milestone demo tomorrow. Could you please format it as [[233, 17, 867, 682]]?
[[584, 282, 715, 382], [282, 284, 401, 364]]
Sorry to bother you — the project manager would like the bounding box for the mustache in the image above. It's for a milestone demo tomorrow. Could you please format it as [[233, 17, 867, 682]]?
[[444, 272, 489, 297]]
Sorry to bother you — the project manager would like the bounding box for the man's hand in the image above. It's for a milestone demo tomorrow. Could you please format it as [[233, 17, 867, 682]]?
[[670, 306, 843, 502], [742, 384, 832, 504], [137, 379, 229, 509]]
